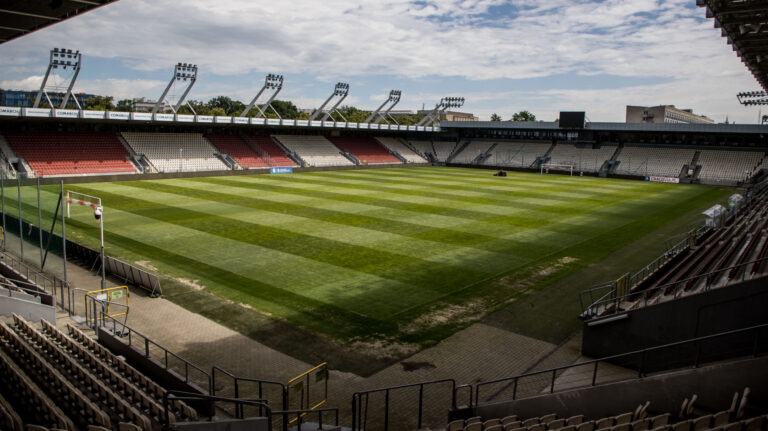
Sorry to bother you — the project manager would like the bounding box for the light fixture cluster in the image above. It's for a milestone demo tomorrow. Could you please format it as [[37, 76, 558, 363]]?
[[51, 47, 80, 70], [174, 63, 198, 81], [334, 82, 350, 96]]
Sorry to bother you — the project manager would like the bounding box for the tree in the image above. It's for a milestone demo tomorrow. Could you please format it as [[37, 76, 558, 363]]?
[[176, 99, 210, 115], [209, 107, 226, 116], [511, 110, 536, 122], [114, 99, 132, 112], [206, 96, 245, 116], [490, 113, 502, 122], [83, 95, 114, 111]]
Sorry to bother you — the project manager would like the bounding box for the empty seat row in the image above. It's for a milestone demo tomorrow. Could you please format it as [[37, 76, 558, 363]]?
[[327, 136, 401, 164], [483, 142, 551, 168], [0, 321, 107, 429], [3, 131, 136, 177], [52, 321, 196, 421], [37, 318, 197, 422], [375, 137, 427, 163], [273, 135, 353, 167], [240, 134, 296, 167], [451, 141, 496, 164], [9, 316, 152, 429], [121, 132, 228, 173], [205, 134, 269, 169]]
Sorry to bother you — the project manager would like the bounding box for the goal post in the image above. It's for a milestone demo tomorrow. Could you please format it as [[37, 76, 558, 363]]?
[[66, 190, 101, 218], [541, 163, 575, 176]]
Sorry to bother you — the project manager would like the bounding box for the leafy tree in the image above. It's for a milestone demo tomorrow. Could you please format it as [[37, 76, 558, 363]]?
[[83, 95, 114, 111], [511, 110, 536, 122], [270, 100, 300, 119], [114, 99, 133, 112], [490, 113, 502, 122], [206, 96, 245, 116], [209, 107, 227, 116], [177, 99, 210, 115], [335, 106, 369, 123]]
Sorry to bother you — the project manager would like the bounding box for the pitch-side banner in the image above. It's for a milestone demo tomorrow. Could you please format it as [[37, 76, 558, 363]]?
[[647, 176, 680, 183], [270, 167, 293, 174]]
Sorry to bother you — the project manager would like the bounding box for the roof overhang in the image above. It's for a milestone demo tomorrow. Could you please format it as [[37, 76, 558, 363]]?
[[0, 0, 119, 44], [697, 0, 768, 92]]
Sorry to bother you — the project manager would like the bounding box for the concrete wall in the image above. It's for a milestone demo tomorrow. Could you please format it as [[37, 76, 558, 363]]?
[[0, 294, 55, 323], [583, 277, 768, 361], [474, 356, 768, 421]]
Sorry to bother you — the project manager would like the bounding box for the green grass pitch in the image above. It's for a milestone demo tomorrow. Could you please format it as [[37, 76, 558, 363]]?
[[5, 167, 730, 368]]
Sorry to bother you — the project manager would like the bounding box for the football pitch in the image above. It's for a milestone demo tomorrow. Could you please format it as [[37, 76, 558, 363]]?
[[6, 167, 729, 367]]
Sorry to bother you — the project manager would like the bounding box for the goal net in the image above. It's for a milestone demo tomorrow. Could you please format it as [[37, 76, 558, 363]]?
[[541, 163, 575, 176]]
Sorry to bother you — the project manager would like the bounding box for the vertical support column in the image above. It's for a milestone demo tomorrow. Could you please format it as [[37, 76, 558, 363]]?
[[17, 176, 23, 261]]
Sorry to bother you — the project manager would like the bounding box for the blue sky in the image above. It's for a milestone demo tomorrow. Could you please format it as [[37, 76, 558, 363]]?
[[0, 0, 763, 123]]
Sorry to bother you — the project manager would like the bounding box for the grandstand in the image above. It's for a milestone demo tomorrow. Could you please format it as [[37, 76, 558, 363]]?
[[449, 141, 495, 165], [241, 134, 298, 168], [121, 132, 228, 173], [3, 131, 136, 177], [273, 135, 354, 167], [614, 146, 696, 178], [482, 141, 551, 168], [547, 143, 617, 173], [205, 134, 269, 169], [327, 136, 401, 165], [375, 137, 428, 163], [697, 149, 765, 184]]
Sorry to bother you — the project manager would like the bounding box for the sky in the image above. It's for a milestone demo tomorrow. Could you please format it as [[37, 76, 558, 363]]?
[[0, 0, 763, 123]]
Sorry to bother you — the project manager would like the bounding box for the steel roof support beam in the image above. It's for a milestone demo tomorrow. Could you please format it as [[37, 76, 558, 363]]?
[[309, 82, 349, 122], [365, 90, 402, 124], [33, 47, 82, 109], [153, 63, 198, 115], [240, 74, 284, 118]]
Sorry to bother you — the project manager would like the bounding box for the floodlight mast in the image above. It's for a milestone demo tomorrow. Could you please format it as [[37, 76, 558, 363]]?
[[416, 97, 465, 126], [308, 82, 350, 122], [240, 74, 284, 118], [34, 47, 83, 109], [737, 91, 768, 106], [365, 90, 402, 124], [152, 63, 198, 115]]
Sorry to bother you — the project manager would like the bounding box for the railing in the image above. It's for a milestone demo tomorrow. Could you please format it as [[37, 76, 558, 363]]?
[[163, 390, 270, 426], [286, 362, 328, 422], [211, 366, 286, 419], [581, 257, 768, 319], [580, 234, 691, 317], [474, 323, 768, 405], [99, 312, 211, 394], [274, 407, 339, 431], [351, 379, 457, 431], [627, 235, 690, 288], [0, 249, 70, 310]]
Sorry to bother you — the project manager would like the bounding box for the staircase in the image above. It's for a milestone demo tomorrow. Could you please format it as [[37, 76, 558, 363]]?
[[215, 152, 240, 170], [271, 136, 307, 167], [447, 140, 470, 163]]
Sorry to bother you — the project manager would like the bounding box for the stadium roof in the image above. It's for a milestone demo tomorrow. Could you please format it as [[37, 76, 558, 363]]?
[[0, 0, 118, 44], [441, 121, 768, 134], [697, 0, 768, 92]]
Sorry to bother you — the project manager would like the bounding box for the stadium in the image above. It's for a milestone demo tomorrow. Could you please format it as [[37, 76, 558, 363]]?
[[0, 1, 767, 431]]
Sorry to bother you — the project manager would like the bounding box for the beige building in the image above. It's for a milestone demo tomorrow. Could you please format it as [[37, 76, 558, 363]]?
[[418, 110, 478, 122], [626, 105, 713, 124]]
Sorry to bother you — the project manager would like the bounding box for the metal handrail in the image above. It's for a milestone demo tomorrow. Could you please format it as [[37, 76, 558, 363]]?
[[211, 365, 287, 418], [99, 312, 211, 393], [474, 322, 768, 405], [351, 378, 456, 431], [273, 407, 339, 430], [163, 390, 270, 425], [582, 257, 768, 319]]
